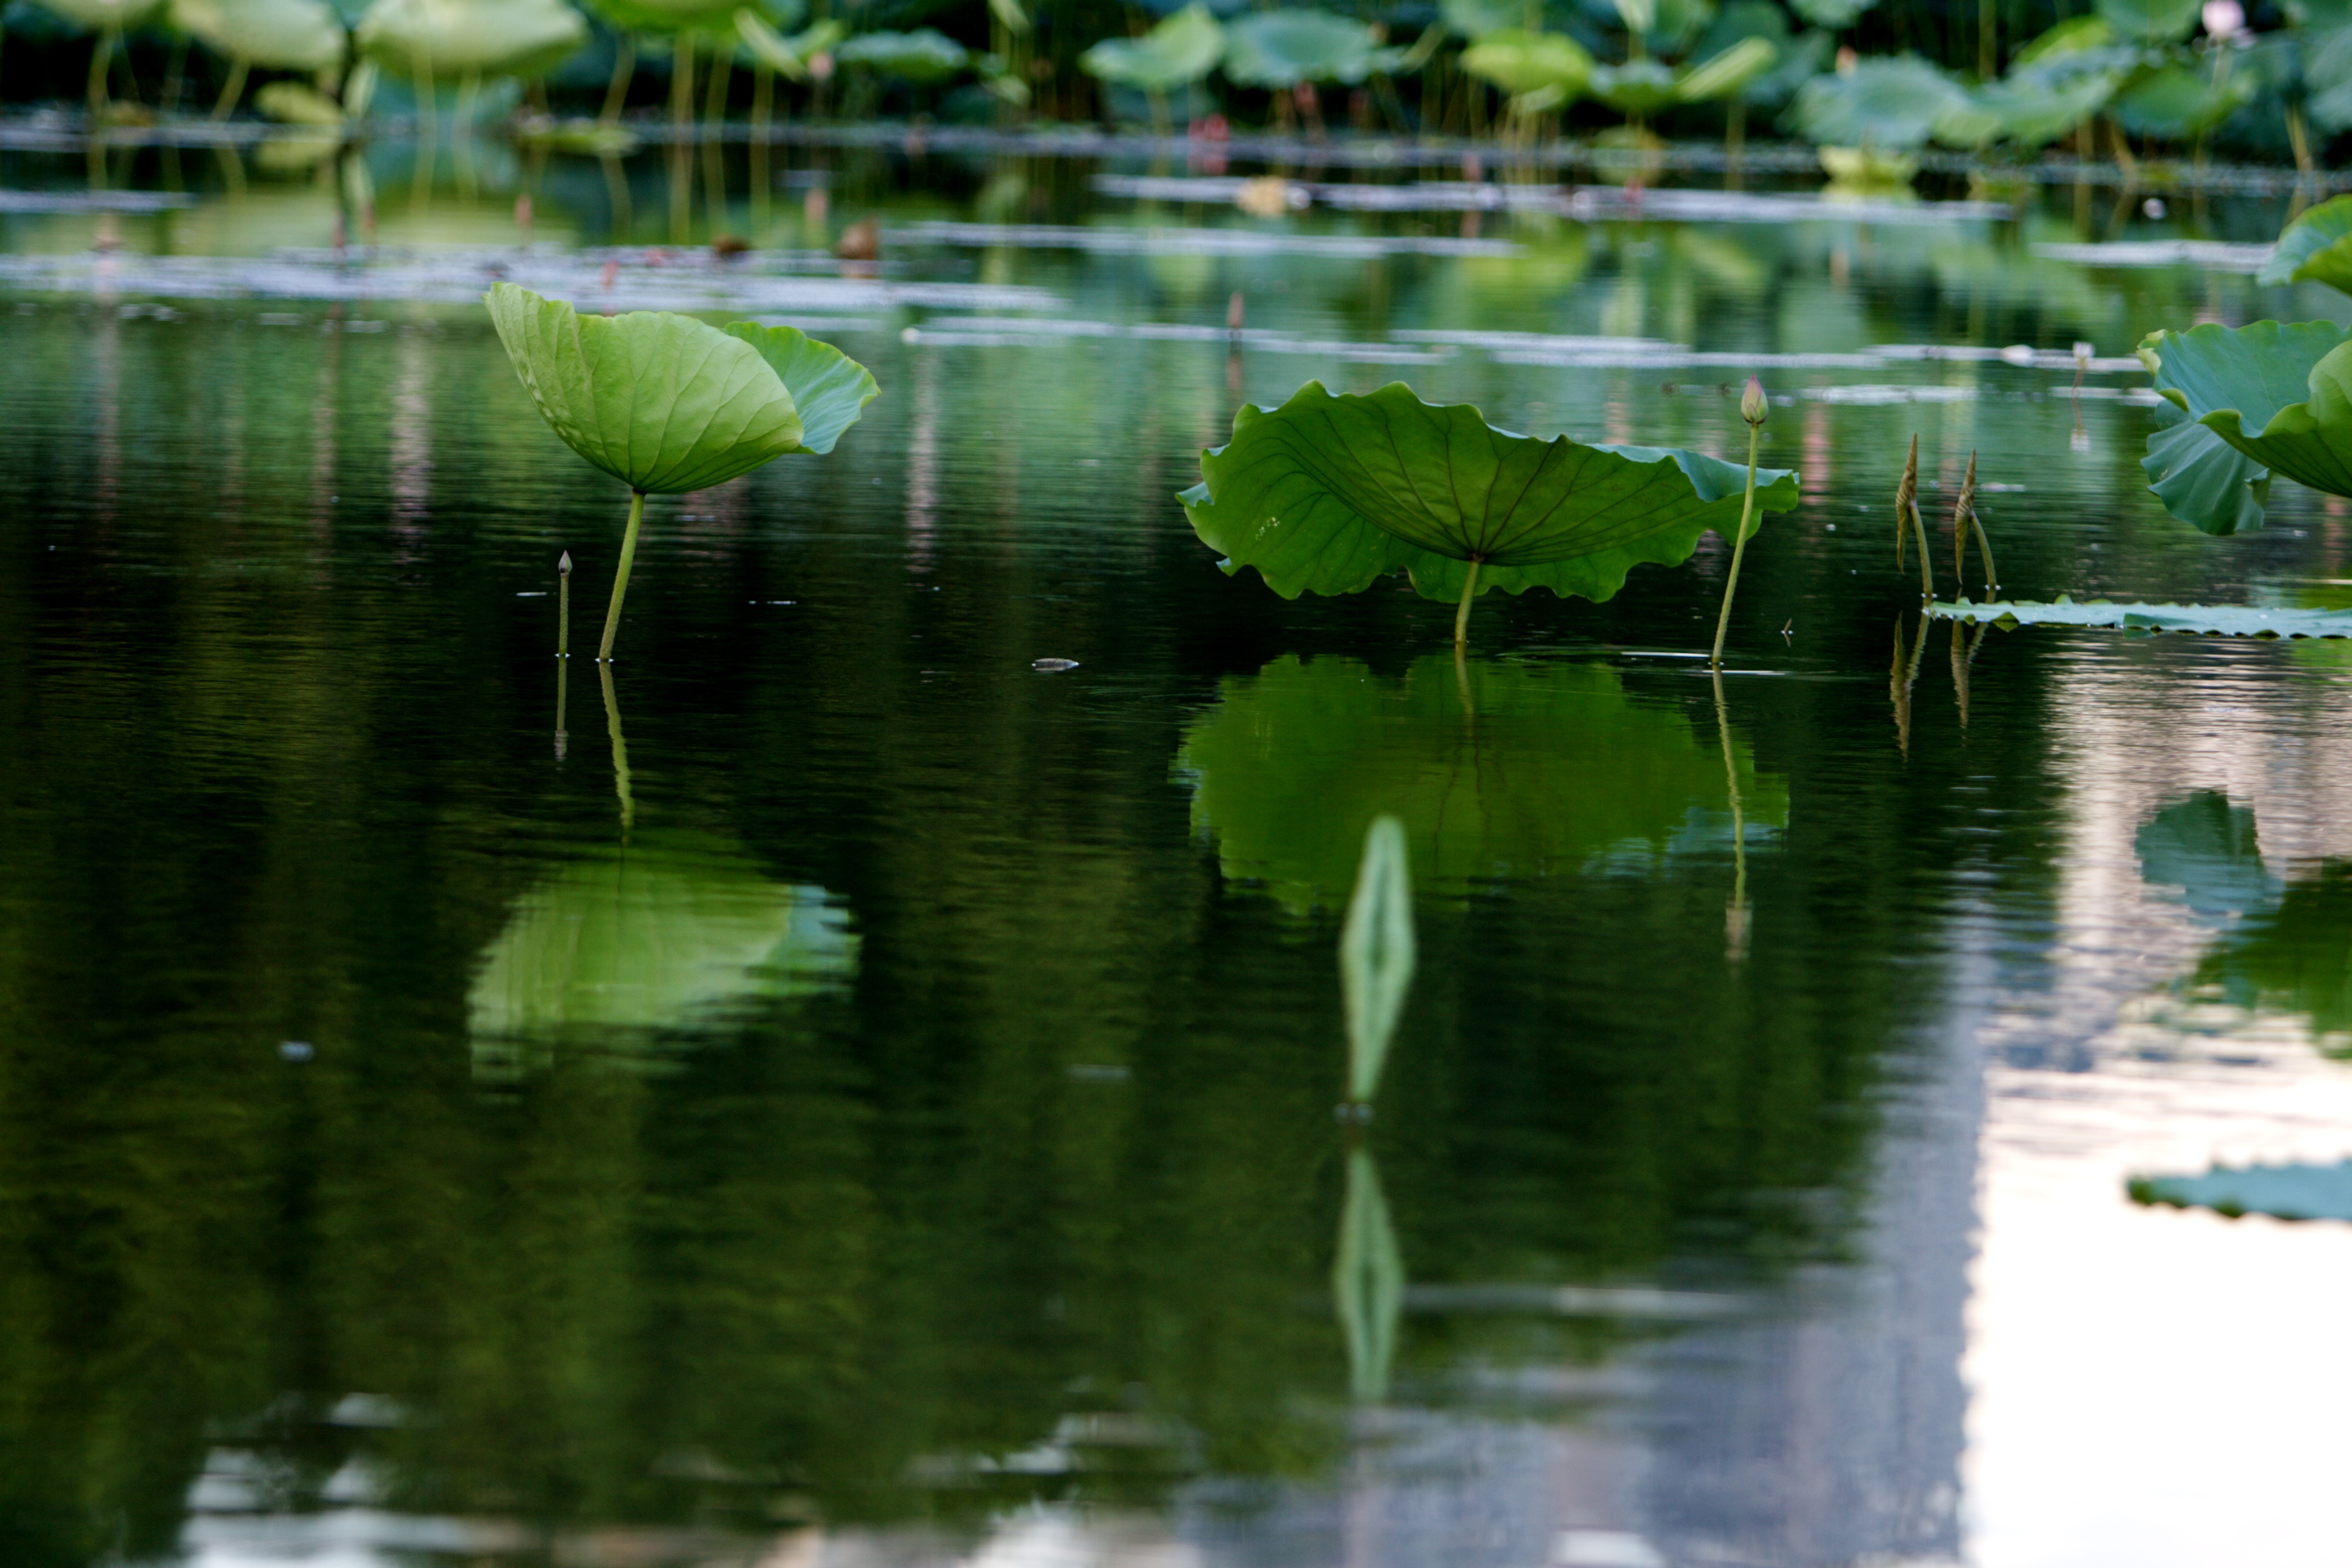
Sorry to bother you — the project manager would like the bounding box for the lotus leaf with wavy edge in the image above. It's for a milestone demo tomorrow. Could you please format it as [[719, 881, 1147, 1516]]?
[[1082, 4, 1224, 90], [1177, 381, 1799, 637], [2140, 319, 2352, 500], [2259, 195, 2352, 293]]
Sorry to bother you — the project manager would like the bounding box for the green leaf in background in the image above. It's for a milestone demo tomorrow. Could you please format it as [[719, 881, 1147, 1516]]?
[[1175, 653, 1788, 911], [736, 11, 848, 79], [1178, 381, 1799, 615], [2094, 0, 2200, 45], [31, 0, 160, 31], [1441, 0, 1535, 38], [468, 832, 857, 1067], [356, 0, 589, 79], [2012, 11, 2118, 61], [720, 319, 881, 456], [834, 27, 969, 82], [2114, 61, 2256, 139], [2141, 319, 2352, 499], [1675, 34, 1774, 100], [2259, 195, 2352, 292], [1081, 4, 1226, 91], [2143, 397, 2272, 534], [485, 282, 808, 494], [1787, 0, 1874, 28], [1928, 598, 2352, 636], [1459, 27, 1592, 96], [170, 0, 346, 71], [1221, 8, 1390, 87], [253, 79, 348, 122], [1589, 56, 1678, 112], [1788, 55, 1964, 149]]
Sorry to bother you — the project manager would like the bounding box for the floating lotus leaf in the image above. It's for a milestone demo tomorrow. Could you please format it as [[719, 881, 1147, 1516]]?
[[835, 27, 968, 82], [2140, 319, 2352, 499], [1178, 381, 1799, 616], [1675, 36, 1775, 102], [1221, 8, 1393, 87], [2131, 1161, 2352, 1222], [1082, 3, 1225, 90], [254, 79, 349, 122], [468, 832, 857, 1054], [2094, 0, 2198, 45], [2143, 397, 2270, 535], [2259, 195, 2352, 293], [1927, 598, 2352, 636], [357, 0, 588, 78], [485, 283, 874, 492], [1458, 28, 1592, 97], [1788, 55, 1965, 150], [171, 0, 345, 70], [1175, 653, 1786, 911]]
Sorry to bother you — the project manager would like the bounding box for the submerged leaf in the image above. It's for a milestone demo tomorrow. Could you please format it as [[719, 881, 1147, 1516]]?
[[2140, 319, 2352, 500], [1178, 381, 1799, 607], [486, 283, 873, 494], [2143, 397, 2270, 534], [2259, 195, 2352, 293]]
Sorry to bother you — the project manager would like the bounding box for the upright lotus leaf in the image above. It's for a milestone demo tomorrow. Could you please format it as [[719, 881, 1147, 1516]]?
[[171, 0, 346, 70], [1178, 382, 1798, 645], [1459, 28, 1593, 96], [2141, 319, 2352, 498], [1082, 3, 1225, 91], [2013, 11, 2118, 61], [2096, 0, 2200, 45], [1177, 654, 1787, 910], [485, 283, 877, 659], [1788, 0, 1873, 26], [1789, 55, 1966, 149], [2261, 195, 2352, 292], [736, 11, 847, 78], [357, 0, 589, 78], [1951, 60, 2126, 147], [1675, 35, 1774, 102], [1590, 56, 1679, 113], [33, 0, 159, 28], [2115, 61, 2256, 139], [1221, 8, 1390, 87], [592, 0, 736, 31], [834, 28, 967, 82], [1441, 0, 1532, 37], [2144, 397, 2272, 534], [720, 320, 881, 456]]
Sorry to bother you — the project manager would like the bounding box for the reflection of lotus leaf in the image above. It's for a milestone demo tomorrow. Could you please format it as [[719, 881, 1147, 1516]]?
[[2131, 1161, 2352, 1222], [2190, 863, 2352, 1051], [1175, 654, 1785, 909], [469, 834, 857, 1046]]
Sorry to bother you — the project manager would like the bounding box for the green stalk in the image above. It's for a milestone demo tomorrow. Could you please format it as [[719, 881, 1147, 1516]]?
[[598, 491, 645, 662], [1709, 418, 1762, 670], [87, 25, 116, 120], [1452, 557, 1482, 651], [557, 548, 572, 657], [212, 56, 249, 119], [601, 32, 635, 126]]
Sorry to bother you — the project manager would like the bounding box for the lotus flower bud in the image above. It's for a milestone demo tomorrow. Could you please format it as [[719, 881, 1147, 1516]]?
[[1741, 376, 1768, 426], [2203, 0, 2244, 39]]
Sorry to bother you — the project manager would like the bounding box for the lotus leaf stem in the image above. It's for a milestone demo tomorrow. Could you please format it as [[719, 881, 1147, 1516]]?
[[87, 25, 116, 119], [212, 56, 249, 119], [601, 33, 635, 126], [558, 549, 572, 658], [598, 491, 646, 662], [1709, 419, 1762, 670], [1453, 557, 1483, 650]]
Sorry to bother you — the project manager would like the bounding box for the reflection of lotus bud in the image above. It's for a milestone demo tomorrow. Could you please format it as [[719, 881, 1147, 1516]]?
[[2202, 0, 2244, 38], [1741, 376, 1768, 426]]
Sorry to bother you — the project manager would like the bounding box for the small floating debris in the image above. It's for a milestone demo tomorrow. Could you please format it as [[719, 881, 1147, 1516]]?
[[1927, 598, 2352, 638], [1031, 658, 1080, 671]]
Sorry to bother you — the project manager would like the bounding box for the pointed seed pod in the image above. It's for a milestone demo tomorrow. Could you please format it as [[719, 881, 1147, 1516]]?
[[1741, 374, 1768, 425], [1895, 433, 1919, 572]]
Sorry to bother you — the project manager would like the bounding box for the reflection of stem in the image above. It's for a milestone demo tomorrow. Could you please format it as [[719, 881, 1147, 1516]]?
[[212, 55, 249, 119], [599, 660, 634, 834], [702, 45, 729, 217], [1711, 667, 1749, 962], [599, 491, 646, 662], [1333, 1145, 1402, 1403], [601, 32, 635, 126], [601, 152, 631, 234], [558, 548, 572, 657], [1890, 610, 1929, 757], [1452, 557, 1483, 651], [1709, 419, 1762, 670], [555, 655, 569, 760], [87, 25, 117, 120], [1949, 617, 1975, 731]]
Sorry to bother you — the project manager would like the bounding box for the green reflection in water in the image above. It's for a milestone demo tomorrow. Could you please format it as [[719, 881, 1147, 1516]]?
[[1177, 653, 1787, 909], [468, 831, 857, 1073]]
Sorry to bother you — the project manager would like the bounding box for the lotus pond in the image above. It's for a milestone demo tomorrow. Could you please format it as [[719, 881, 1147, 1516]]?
[[8, 139, 2352, 1568]]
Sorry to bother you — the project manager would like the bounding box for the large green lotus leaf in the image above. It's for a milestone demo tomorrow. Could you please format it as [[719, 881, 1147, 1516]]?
[[720, 321, 879, 456], [2114, 62, 2255, 139], [1589, 57, 1679, 113], [468, 832, 857, 1047], [171, 0, 345, 69], [486, 282, 805, 494], [1459, 28, 1592, 95], [590, 0, 739, 33], [1178, 381, 1799, 607], [1788, 56, 1964, 151], [1175, 653, 1786, 911], [1082, 3, 1225, 89], [1442, 0, 1534, 38], [2143, 397, 2270, 535], [1675, 36, 1774, 103], [2094, 0, 2198, 44], [2259, 195, 2352, 293], [835, 28, 968, 82], [1221, 8, 1387, 86], [1928, 598, 2352, 636], [2141, 319, 2352, 499], [357, 0, 588, 77], [2012, 11, 2117, 63]]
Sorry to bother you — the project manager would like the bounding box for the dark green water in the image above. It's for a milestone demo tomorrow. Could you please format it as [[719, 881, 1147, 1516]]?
[[5, 142, 2352, 1568]]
